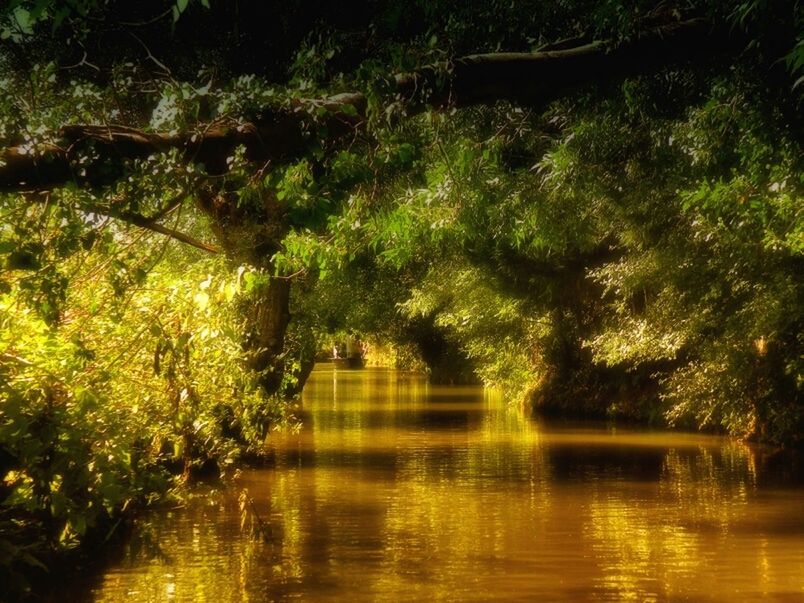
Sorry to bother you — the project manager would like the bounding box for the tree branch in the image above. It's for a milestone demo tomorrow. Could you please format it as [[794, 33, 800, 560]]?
[[0, 17, 735, 192], [19, 191, 220, 253], [111, 210, 220, 254]]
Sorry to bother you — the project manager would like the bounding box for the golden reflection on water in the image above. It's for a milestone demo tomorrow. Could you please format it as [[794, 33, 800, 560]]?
[[79, 367, 803, 602]]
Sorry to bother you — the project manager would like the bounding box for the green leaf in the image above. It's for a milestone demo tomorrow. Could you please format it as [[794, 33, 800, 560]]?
[[13, 8, 33, 33]]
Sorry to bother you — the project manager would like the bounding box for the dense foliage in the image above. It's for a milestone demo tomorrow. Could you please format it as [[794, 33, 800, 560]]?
[[0, 203, 294, 594], [0, 0, 801, 596]]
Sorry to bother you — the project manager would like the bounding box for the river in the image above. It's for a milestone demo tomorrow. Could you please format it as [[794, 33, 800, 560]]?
[[71, 366, 803, 601]]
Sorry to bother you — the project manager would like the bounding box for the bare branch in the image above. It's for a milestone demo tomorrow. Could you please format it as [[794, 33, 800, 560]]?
[[128, 31, 172, 76], [17, 190, 220, 254], [111, 210, 220, 254]]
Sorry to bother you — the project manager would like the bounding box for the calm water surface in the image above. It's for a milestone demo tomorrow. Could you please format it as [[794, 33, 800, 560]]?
[[79, 367, 803, 601]]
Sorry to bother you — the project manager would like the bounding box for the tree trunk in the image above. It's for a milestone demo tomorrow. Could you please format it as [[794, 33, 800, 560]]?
[[243, 276, 292, 395], [196, 185, 304, 398]]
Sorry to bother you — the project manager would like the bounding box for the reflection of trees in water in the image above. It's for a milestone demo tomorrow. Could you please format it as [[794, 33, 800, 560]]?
[[580, 442, 797, 602], [262, 370, 556, 598], [659, 445, 755, 528], [85, 370, 803, 601], [584, 486, 705, 601], [83, 492, 278, 602]]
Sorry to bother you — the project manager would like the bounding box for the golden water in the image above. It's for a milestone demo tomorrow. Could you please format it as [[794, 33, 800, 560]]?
[[79, 367, 803, 601]]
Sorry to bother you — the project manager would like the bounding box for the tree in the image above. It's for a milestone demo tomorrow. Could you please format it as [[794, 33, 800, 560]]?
[[0, 1, 801, 590], [2, 1, 796, 399]]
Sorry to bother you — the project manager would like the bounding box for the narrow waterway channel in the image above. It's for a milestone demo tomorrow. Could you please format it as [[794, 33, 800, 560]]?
[[70, 367, 803, 601]]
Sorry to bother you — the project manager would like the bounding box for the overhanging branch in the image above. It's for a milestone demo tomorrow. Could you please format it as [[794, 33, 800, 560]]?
[[0, 17, 735, 192]]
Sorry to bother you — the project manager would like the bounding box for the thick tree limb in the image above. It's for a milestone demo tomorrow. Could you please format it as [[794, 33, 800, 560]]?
[[0, 17, 734, 192]]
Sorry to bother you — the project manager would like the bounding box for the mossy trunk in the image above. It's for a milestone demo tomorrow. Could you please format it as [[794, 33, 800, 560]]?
[[197, 184, 314, 398], [242, 277, 292, 394]]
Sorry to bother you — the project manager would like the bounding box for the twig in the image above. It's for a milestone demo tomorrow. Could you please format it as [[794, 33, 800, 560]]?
[[61, 50, 100, 72], [0, 352, 34, 366], [239, 489, 272, 542], [117, 8, 174, 27], [115, 210, 220, 254], [128, 31, 172, 76]]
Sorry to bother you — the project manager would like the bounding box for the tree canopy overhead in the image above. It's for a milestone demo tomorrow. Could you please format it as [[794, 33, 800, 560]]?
[[0, 1, 802, 593], [0, 14, 738, 191]]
